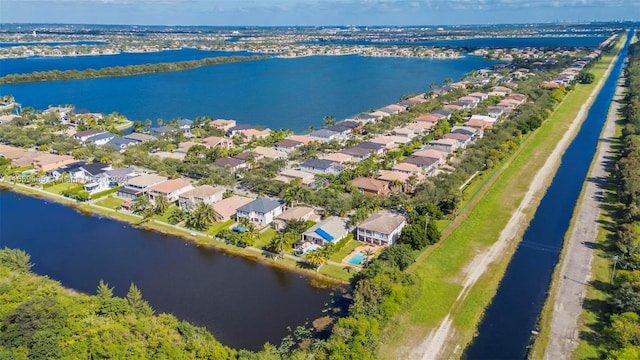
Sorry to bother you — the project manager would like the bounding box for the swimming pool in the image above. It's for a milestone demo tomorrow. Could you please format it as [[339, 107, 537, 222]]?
[[347, 251, 366, 266]]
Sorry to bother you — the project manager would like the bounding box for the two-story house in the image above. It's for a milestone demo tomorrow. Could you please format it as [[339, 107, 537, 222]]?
[[236, 197, 284, 227], [356, 212, 406, 246]]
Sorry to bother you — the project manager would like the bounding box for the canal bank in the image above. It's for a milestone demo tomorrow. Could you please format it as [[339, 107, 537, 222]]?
[[461, 30, 632, 359], [378, 34, 627, 360]]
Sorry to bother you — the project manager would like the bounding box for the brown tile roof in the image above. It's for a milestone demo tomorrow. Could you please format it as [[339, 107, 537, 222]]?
[[351, 177, 390, 193], [149, 178, 192, 194], [179, 185, 225, 199], [211, 196, 254, 220]]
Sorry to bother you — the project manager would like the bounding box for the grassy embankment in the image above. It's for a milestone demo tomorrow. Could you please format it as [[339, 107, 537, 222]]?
[[378, 37, 624, 359], [0, 182, 350, 285]]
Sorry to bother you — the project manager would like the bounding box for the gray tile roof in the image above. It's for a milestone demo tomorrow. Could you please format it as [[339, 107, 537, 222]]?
[[238, 197, 283, 214]]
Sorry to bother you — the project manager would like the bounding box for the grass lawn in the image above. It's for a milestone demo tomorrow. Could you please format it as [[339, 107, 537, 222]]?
[[329, 239, 361, 263], [94, 196, 126, 210], [206, 219, 235, 236], [46, 182, 81, 194], [319, 263, 353, 282], [378, 41, 623, 359], [153, 204, 177, 223], [255, 227, 277, 249]]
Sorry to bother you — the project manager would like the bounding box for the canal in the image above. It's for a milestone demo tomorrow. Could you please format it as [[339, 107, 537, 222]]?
[[462, 30, 633, 359], [0, 190, 339, 351]]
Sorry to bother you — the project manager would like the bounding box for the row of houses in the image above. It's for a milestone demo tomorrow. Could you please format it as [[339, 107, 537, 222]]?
[[543, 48, 601, 88]]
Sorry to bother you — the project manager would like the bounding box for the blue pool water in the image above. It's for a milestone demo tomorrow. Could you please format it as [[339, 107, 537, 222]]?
[[348, 251, 366, 266]]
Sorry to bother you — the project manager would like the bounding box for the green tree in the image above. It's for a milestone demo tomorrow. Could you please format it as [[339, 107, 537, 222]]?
[[168, 207, 186, 224], [0, 248, 33, 272], [186, 202, 218, 230], [377, 244, 415, 271], [154, 194, 170, 214], [303, 250, 327, 271], [126, 283, 154, 316], [96, 280, 114, 299]]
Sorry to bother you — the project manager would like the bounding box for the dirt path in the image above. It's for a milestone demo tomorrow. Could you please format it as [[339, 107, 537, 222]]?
[[409, 51, 621, 360], [543, 77, 625, 360]]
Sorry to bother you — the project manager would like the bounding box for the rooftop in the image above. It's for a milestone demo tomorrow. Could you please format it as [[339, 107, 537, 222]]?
[[357, 212, 406, 234], [179, 185, 225, 199], [238, 197, 283, 214], [149, 178, 192, 194]]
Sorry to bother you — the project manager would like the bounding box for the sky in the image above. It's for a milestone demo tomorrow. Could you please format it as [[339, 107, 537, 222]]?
[[1, 0, 639, 26]]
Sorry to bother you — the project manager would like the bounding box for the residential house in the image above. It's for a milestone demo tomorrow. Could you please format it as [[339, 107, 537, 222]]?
[[103, 167, 138, 187], [273, 206, 318, 231], [431, 109, 452, 120], [505, 94, 527, 105], [240, 128, 271, 141], [451, 126, 479, 139], [73, 129, 107, 143], [428, 138, 460, 153], [356, 212, 407, 246], [465, 118, 493, 130], [69, 162, 112, 183], [150, 125, 178, 137], [287, 135, 313, 145], [356, 141, 386, 155], [351, 177, 391, 196], [407, 122, 435, 132], [369, 110, 390, 120], [209, 119, 236, 131], [377, 170, 423, 191], [340, 146, 374, 160], [356, 114, 379, 123], [177, 119, 193, 134], [469, 114, 497, 124], [468, 92, 489, 101], [300, 158, 344, 175], [415, 114, 440, 124], [335, 120, 361, 132], [86, 132, 116, 146], [443, 103, 462, 111], [226, 124, 253, 137], [117, 174, 168, 200], [369, 136, 398, 150], [394, 127, 417, 139], [442, 132, 472, 148], [236, 197, 284, 226], [213, 157, 247, 171], [309, 129, 341, 142], [82, 166, 137, 195], [274, 139, 304, 153], [148, 178, 194, 202], [378, 104, 406, 115], [253, 146, 286, 160], [401, 156, 439, 175], [178, 185, 226, 212], [325, 124, 353, 139], [105, 136, 138, 152], [413, 148, 448, 166], [124, 132, 156, 143], [459, 96, 481, 104], [321, 152, 354, 164], [32, 154, 75, 172], [201, 136, 233, 149], [211, 196, 253, 222], [301, 217, 350, 246], [488, 106, 505, 118], [274, 169, 315, 186], [392, 162, 423, 176]]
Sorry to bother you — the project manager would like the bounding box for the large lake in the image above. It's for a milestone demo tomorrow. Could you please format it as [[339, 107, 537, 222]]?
[[0, 190, 339, 351], [0, 54, 498, 132]]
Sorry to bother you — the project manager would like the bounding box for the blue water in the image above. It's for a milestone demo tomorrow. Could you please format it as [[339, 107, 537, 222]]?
[[0, 48, 255, 76], [348, 251, 366, 266], [303, 36, 607, 48], [0, 40, 108, 48], [0, 55, 497, 132], [462, 30, 633, 359], [0, 190, 336, 350]]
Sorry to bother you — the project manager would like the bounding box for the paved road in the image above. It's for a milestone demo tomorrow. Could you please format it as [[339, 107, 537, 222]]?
[[544, 78, 625, 359]]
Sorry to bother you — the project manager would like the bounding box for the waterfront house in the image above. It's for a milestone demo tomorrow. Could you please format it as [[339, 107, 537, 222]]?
[[370, 110, 391, 119], [32, 154, 75, 172], [103, 167, 137, 186], [301, 217, 350, 246], [150, 125, 178, 137], [177, 119, 194, 134], [300, 158, 344, 175], [73, 129, 107, 143], [213, 157, 247, 171], [236, 197, 284, 227], [178, 185, 226, 212], [325, 124, 353, 139], [148, 178, 193, 202], [356, 114, 379, 123], [309, 129, 340, 142], [201, 136, 233, 149], [118, 174, 168, 200], [69, 162, 112, 183], [124, 132, 156, 143], [240, 128, 271, 141], [273, 206, 318, 231], [274, 169, 316, 186], [351, 177, 391, 196], [335, 120, 361, 132], [355, 141, 386, 155], [356, 211, 406, 246], [274, 139, 304, 153], [209, 119, 236, 131], [401, 156, 439, 175], [378, 104, 406, 115], [226, 124, 253, 137], [211, 196, 254, 222], [0, 144, 30, 161], [287, 135, 313, 145]]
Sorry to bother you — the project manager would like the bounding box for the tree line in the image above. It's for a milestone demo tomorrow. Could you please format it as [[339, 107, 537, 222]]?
[[0, 55, 271, 84]]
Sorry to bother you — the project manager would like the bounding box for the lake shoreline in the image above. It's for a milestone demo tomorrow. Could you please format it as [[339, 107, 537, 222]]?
[[0, 181, 349, 288]]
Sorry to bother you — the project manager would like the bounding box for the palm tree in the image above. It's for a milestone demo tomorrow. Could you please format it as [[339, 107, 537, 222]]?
[[323, 115, 336, 126], [154, 194, 170, 215], [268, 233, 287, 260], [362, 248, 374, 266], [304, 251, 327, 271], [186, 202, 218, 230], [132, 195, 152, 214], [389, 179, 404, 192]]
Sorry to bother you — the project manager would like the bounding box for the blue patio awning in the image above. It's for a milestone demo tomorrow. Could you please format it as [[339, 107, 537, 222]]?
[[314, 228, 334, 242]]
